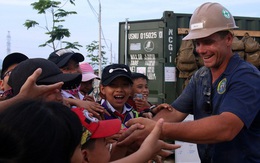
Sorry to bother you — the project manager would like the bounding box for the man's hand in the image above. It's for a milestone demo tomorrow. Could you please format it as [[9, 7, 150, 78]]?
[[139, 118, 181, 158], [106, 129, 126, 144], [117, 117, 156, 147], [114, 118, 181, 163]]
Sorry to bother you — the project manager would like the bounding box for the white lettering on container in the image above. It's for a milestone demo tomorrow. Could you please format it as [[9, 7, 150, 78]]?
[[168, 29, 174, 51], [128, 33, 139, 40]]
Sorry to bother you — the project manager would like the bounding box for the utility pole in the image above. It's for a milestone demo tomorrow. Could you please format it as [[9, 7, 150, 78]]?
[[102, 38, 113, 65], [110, 41, 112, 64], [98, 0, 102, 78], [7, 31, 11, 55], [124, 18, 129, 65]]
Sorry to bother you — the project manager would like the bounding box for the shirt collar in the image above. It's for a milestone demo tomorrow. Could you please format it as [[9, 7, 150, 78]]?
[[198, 54, 240, 79], [105, 100, 132, 114], [222, 53, 241, 75], [61, 90, 84, 100]]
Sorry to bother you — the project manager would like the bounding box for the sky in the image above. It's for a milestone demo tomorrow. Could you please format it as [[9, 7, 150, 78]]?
[[1, 0, 260, 66]]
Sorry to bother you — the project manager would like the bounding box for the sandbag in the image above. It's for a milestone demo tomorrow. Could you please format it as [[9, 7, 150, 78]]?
[[242, 33, 260, 53], [232, 36, 244, 51], [178, 71, 196, 79], [176, 40, 198, 78], [196, 55, 204, 68], [234, 51, 245, 60], [245, 51, 260, 67], [182, 76, 192, 90]]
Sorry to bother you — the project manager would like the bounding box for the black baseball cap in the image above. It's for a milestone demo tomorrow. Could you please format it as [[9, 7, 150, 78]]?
[[101, 64, 133, 86], [8, 58, 82, 96], [1, 52, 28, 79], [48, 48, 84, 68]]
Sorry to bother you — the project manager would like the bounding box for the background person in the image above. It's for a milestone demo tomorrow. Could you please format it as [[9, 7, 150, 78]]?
[[79, 62, 100, 101], [48, 48, 85, 99], [0, 52, 28, 100], [48, 48, 106, 118], [128, 72, 152, 112]]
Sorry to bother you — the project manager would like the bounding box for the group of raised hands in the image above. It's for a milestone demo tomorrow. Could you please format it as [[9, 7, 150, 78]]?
[[0, 68, 181, 162]]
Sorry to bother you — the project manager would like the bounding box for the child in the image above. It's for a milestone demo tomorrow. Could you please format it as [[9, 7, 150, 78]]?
[[72, 107, 121, 162], [7, 58, 81, 104], [0, 52, 28, 100], [99, 64, 138, 128], [48, 48, 106, 118], [0, 68, 63, 112], [129, 73, 151, 111], [0, 100, 83, 163], [128, 72, 160, 119], [79, 62, 100, 101], [72, 107, 181, 163], [48, 48, 85, 99]]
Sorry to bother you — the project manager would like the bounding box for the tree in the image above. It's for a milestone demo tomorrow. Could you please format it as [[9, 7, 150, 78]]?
[[23, 0, 82, 50], [86, 41, 108, 70]]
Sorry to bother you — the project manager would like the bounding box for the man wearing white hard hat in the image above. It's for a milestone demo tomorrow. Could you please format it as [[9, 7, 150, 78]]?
[[119, 3, 260, 163]]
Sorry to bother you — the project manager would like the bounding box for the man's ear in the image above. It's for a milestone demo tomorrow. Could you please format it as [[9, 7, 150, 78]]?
[[81, 149, 89, 163], [226, 32, 234, 47]]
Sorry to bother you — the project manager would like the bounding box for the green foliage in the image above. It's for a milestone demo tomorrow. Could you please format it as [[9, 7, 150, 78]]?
[[62, 41, 82, 50], [86, 41, 108, 69], [24, 20, 39, 29], [31, 0, 61, 14], [23, 0, 81, 50]]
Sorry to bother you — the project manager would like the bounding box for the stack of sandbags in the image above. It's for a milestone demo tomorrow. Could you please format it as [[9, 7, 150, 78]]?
[[232, 33, 260, 69]]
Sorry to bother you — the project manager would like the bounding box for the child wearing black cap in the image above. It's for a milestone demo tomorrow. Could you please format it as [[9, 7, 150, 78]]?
[[48, 48, 106, 119], [0, 52, 28, 100], [48, 48, 85, 98], [0, 68, 63, 112], [7, 58, 82, 104], [100, 64, 139, 131]]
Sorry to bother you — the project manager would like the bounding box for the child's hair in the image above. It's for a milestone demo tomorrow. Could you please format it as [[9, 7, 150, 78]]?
[[81, 138, 96, 150], [0, 100, 82, 163], [131, 72, 148, 81]]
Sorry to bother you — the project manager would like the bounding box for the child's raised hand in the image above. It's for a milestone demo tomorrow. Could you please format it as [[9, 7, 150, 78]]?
[[134, 97, 151, 112], [151, 103, 173, 115], [139, 118, 181, 159]]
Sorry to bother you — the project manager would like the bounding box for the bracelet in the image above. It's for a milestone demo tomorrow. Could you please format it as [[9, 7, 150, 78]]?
[[109, 143, 113, 152], [149, 105, 157, 110], [149, 105, 157, 116], [139, 109, 151, 117]]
